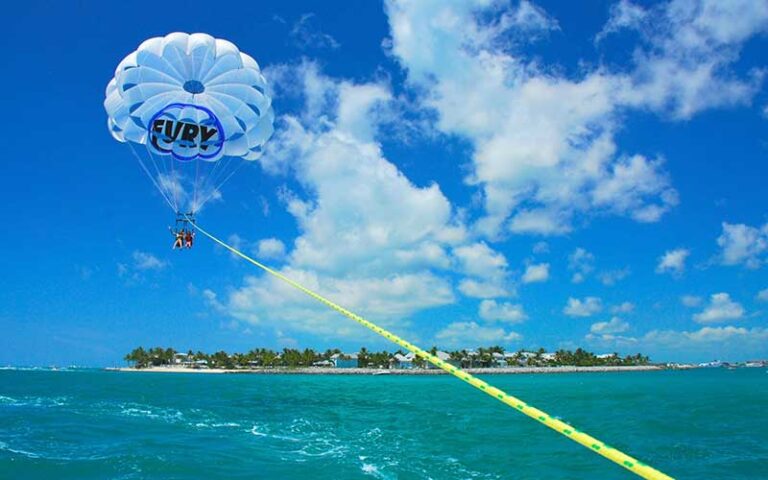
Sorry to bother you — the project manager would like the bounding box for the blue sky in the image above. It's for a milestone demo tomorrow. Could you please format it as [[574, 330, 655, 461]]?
[[2, 0, 767, 366]]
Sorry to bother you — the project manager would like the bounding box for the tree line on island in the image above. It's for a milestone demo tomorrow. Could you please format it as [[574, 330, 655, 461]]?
[[124, 345, 651, 369]]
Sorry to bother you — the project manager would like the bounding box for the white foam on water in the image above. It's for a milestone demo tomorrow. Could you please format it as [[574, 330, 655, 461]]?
[[117, 403, 184, 423], [195, 421, 241, 429], [0, 395, 68, 408], [212, 422, 241, 428], [295, 442, 347, 458], [359, 457, 396, 480], [0, 441, 40, 459], [248, 424, 300, 442]]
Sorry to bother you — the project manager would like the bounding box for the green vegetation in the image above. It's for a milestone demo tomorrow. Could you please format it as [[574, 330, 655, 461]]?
[[123, 345, 651, 369]]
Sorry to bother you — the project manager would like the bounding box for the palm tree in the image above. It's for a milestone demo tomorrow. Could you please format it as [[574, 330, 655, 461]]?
[[358, 347, 369, 368]]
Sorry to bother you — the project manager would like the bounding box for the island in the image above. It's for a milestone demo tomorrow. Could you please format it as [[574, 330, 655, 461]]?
[[111, 346, 676, 374]]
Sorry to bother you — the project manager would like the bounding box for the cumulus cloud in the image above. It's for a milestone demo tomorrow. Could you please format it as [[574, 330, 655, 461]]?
[[649, 326, 767, 345], [222, 269, 455, 337], [383, 0, 690, 238], [452, 241, 512, 297], [757, 288, 768, 302], [290, 13, 340, 50], [656, 248, 690, 275], [717, 221, 768, 269], [588, 325, 768, 361], [590, 316, 630, 335], [568, 248, 595, 284], [681, 295, 703, 307], [522, 262, 549, 284], [478, 299, 527, 323], [458, 279, 511, 299], [611, 302, 635, 314], [434, 321, 521, 348], [598, 267, 630, 286], [564, 296, 603, 317], [256, 238, 287, 260], [117, 251, 168, 285], [206, 62, 516, 337], [596, 0, 648, 43], [503, 0, 560, 36], [132, 251, 167, 271], [385, 0, 768, 237], [693, 293, 745, 323], [604, 0, 768, 119], [453, 242, 508, 279]]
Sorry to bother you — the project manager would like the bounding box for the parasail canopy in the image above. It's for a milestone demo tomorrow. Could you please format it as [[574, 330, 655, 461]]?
[[104, 32, 274, 213]]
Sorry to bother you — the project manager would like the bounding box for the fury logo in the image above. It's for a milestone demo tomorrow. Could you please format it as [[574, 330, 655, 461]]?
[[148, 103, 224, 161], [152, 120, 218, 147]]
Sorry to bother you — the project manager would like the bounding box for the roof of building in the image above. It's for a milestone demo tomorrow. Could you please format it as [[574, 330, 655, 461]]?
[[394, 353, 416, 362]]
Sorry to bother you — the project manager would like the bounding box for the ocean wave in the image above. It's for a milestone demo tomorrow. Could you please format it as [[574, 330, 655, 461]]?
[[0, 395, 68, 408], [249, 424, 300, 442], [0, 366, 85, 372], [119, 405, 184, 423], [0, 441, 40, 459], [360, 458, 394, 480], [0, 441, 113, 462], [193, 421, 241, 429]]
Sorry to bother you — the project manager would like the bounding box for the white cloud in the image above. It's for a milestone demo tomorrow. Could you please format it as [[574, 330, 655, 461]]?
[[290, 13, 340, 50], [588, 325, 768, 361], [681, 295, 703, 307], [458, 279, 512, 299], [504, 0, 560, 35], [207, 63, 517, 336], [656, 248, 690, 275], [590, 317, 630, 335], [717, 222, 768, 269], [611, 302, 635, 314], [658, 326, 766, 344], [434, 321, 521, 348], [607, 0, 768, 119], [693, 293, 745, 323], [385, 0, 767, 238], [117, 251, 168, 285], [522, 262, 549, 284], [256, 238, 287, 260], [532, 241, 549, 254], [596, 0, 648, 43], [453, 242, 508, 279], [132, 251, 167, 271], [385, 0, 683, 238], [568, 248, 595, 284], [599, 267, 630, 286], [452, 242, 511, 297], [564, 296, 603, 317], [757, 288, 768, 302], [478, 299, 527, 323]]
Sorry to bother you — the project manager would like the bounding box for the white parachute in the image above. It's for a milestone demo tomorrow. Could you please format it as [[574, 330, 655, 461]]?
[[104, 32, 274, 213]]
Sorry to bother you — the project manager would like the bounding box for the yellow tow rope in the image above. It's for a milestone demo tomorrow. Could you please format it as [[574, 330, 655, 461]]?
[[191, 221, 674, 480]]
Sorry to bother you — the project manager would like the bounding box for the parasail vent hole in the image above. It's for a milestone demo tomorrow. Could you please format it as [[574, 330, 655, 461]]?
[[183, 80, 205, 94]]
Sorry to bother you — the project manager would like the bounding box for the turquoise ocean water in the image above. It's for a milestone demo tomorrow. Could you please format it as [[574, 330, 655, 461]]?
[[1, 368, 766, 479]]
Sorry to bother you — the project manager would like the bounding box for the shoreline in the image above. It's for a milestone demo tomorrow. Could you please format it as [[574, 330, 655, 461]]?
[[107, 365, 669, 375]]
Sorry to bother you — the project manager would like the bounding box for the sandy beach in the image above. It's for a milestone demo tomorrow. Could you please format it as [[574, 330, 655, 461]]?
[[108, 365, 666, 375]]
